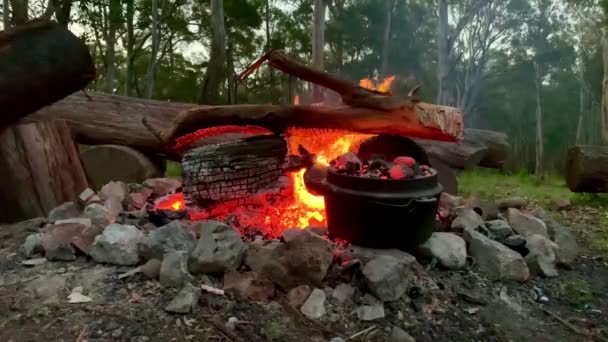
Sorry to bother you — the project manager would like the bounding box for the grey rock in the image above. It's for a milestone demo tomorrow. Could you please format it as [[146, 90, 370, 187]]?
[[503, 235, 528, 254], [140, 259, 162, 279], [165, 282, 201, 314], [390, 327, 416, 342], [530, 208, 577, 265], [104, 196, 123, 222], [300, 288, 326, 319], [90, 224, 144, 265], [287, 285, 312, 308], [451, 207, 484, 233], [48, 202, 82, 223], [55, 218, 92, 226], [416, 232, 466, 269], [189, 220, 246, 274], [439, 193, 464, 213], [330, 338, 346, 342], [356, 303, 385, 321], [362, 255, 415, 302], [346, 245, 416, 265], [332, 283, 355, 303], [507, 208, 548, 238], [143, 178, 182, 196], [245, 230, 333, 289], [83, 203, 114, 228], [465, 229, 529, 282], [99, 181, 129, 202], [139, 220, 197, 261], [306, 226, 328, 236], [497, 197, 527, 210], [525, 234, 558, 277], [160, 251, 193, 288], [45, 243, 76, 261], [486, 220, 514, 240], [22, 257, 47, 266], [22, 233, 43, 257]]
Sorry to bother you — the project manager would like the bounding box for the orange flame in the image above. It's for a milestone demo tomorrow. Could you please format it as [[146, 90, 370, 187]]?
[[286, 128, 373, 228], [359, 75, 396, 93]]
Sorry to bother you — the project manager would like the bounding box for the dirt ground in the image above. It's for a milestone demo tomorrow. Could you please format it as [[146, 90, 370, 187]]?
[[1, 209, 607, 342]]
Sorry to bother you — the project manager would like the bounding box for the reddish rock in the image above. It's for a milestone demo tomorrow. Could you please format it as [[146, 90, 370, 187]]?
[[41, 222, 102, 260], [126, 187, 153, 209], [223, 271, 276, 302], [287, 285, 312, 308], [143, 178, 182, 196], [389, 164, 414, 179], [78, 188, 103, 206], [99, 181, 129, 202]]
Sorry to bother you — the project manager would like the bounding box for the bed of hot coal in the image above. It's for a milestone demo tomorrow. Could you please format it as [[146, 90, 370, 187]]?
[[146, 126, 436, 242]]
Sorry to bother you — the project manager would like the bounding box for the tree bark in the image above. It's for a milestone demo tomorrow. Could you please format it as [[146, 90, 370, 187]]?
[[124, 0, 135, 96], [312, 0, 325, 102], [534, 61, 544, 177], [9, 0, 27, 26], [145, 0, 160, 99], [0, 19, 95, 131], [436, 0, 450, 105], [53, 0, 73, 27], [566, 145, 608, 193], [198, 0, 226, 105], [2, 0, 10, 28], [380, 0, 394, 77], [601, 28, 608, 142], [104, 0, 121, 94], [0, 120, 89, 223]]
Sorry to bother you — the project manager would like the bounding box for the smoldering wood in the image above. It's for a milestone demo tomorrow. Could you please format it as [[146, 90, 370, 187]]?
[[566, 145, 608, 193], [0, 19, 95, 131], [181, 134, 288, 207], [0, 120, 89, 223]]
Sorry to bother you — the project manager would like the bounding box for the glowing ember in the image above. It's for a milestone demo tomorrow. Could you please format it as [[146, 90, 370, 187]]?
[[293, 95, 300, 105], [153, 192, 185, 211], [359, 75, 396, 93]]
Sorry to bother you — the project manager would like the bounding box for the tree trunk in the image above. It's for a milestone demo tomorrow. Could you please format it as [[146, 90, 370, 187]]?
[[534, 61, 544, 177], [0, 19, 95, 131], [9, 0, 27, 25], [53, 0, 73, 27], [380, 0, 393, 77], [566, 145, 608, 193], [436, 0, 450, 105], [601, 28, 608, 142], [104, 0, 121, 94], [145, 0, 160, 99], [198, 0, 226, 105], [2, 0, 10, 28], [0, 120, 89, 223], [312, 0, 325, 102], [576, 39, 586, 145], [124, 0, 135, 96]]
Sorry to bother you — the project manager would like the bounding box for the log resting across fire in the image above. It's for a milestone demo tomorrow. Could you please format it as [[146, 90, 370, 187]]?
[[27, 50, 462, 156]]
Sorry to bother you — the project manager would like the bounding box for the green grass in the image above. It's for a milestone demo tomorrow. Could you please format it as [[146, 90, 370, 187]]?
[[560, 279, 594, 307], [165, 160, 183, 178], [458, 168, 608, 207]]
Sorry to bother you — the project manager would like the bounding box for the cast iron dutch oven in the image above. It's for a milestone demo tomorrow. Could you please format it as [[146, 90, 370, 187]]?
[[304, 164, 442, 251]]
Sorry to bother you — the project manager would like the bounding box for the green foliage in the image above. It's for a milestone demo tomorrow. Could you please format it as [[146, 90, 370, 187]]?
[[165, 161, 182, 178]]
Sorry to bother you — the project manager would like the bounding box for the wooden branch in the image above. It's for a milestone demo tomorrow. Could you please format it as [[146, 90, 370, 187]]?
[[0, 19, 95, 131]]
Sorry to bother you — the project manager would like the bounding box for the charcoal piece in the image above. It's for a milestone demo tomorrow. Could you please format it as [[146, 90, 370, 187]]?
[[368, 159, 393, 173], [335, 152, 362, 174]]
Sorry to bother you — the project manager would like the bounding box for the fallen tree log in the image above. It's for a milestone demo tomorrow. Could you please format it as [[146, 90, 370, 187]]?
[[412, 128, 510, 170], [0, 19, 95, 131], [566, 145, 608, 193], [465, 129, 510, 169], [0, 120, 89, 223]]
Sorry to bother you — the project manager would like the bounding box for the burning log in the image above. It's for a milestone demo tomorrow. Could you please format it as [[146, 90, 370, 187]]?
[[0, 120, 89, 223], [182, 134, 288, 207], [0, 20, 95, 131], [566, 145, 608, 193]]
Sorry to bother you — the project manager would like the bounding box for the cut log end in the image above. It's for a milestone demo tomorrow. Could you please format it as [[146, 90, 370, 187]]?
[[566, 145, 608, 193]]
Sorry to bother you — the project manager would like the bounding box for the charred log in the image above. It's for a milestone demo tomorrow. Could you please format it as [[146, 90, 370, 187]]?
[[182, 134, 288, 207], [0, 120, 89, 223], [0, 20, 95, 131], [566, 145, 608, 193]]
